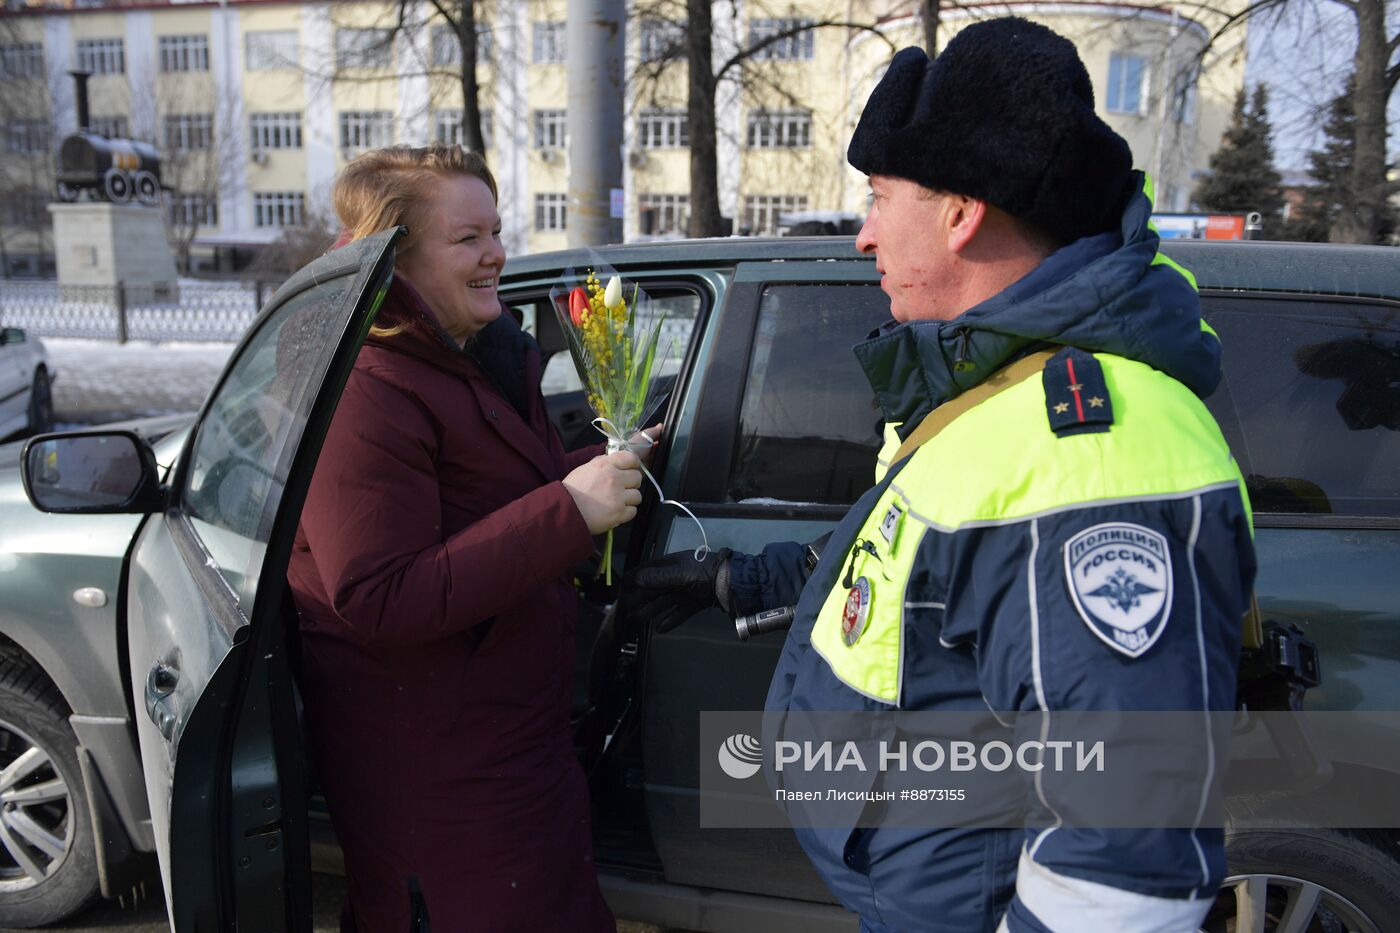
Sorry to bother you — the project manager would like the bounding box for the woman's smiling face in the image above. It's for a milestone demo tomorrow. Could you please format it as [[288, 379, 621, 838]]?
[[395, 173, 505, 343]]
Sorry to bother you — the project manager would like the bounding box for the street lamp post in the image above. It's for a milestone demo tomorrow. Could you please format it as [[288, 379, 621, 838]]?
[[566, 0, 626, 246]]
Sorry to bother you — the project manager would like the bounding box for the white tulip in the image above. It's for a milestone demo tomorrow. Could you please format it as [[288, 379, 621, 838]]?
[[604, 275, 623, 309]]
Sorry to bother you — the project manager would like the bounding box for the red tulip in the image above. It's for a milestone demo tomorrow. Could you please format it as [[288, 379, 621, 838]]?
[[569, 287, 589, 326]]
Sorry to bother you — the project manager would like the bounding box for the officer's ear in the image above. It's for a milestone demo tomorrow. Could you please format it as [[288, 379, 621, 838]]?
[[944, 195, 988, 255]]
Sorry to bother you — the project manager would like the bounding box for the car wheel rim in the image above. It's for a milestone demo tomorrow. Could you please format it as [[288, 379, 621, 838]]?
[[0, 719, 73, 892], [1204, 872, 1380, 933]]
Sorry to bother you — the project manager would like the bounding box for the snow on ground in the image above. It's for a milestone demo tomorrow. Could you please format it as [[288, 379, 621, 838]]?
[[45, 337, 235, 426]]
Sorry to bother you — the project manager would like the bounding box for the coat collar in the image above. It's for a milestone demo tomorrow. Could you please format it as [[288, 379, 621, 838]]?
[[370, 277, 562, 481], [853, 173, 1222, 438]]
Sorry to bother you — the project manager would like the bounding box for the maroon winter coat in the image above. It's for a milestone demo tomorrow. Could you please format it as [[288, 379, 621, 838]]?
[[287, 278, 614, 932]]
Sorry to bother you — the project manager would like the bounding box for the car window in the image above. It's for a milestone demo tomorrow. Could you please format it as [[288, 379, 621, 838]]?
[[730, 284, 891, 504], [1208, 298, 1400, 517], [514, 288, 703, 397], [180, 278, 355, 605]]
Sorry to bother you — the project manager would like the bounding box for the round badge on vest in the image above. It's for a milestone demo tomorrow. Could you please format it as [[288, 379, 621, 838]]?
[[842, 577, 872, 647]]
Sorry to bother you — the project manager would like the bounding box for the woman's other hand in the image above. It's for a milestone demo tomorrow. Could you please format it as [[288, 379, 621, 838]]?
[[627, 423, 665, 466], [563, 450, 644, 534]]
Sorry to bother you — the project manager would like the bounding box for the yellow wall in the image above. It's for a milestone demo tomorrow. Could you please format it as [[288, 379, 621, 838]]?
[[0, 0, 1252, 263]]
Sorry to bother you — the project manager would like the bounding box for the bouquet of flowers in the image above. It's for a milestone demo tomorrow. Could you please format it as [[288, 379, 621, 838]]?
[[551, 264, 687, 583]]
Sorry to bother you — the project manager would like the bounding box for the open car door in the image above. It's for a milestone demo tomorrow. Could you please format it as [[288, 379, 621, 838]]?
[[125, 229, 400, 930]]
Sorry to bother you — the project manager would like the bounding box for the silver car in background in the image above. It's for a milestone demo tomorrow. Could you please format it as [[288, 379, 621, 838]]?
[[0, 325, 53, 441], [0, 415, 188, 926]]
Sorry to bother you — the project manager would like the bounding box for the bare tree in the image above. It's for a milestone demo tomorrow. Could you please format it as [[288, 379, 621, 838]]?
[[633, 0, 891, 237], [248, 206, 339, 280], [0, 18, 58, 277], [322, 0, 493, 156], [1185, 0, 1397, 243], [921, 0, 942, 57], [422, 0, 488, 153], [129, 67, 243, 273]]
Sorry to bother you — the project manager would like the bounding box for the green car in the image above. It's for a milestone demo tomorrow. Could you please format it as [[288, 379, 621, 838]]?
[[2, 230, 1398, 931]]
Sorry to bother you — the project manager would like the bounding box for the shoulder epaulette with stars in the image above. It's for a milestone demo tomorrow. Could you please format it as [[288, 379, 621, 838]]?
[[1042, 346, 1114, 437]]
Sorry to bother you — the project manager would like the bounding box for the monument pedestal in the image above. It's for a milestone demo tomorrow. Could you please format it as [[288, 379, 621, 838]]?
[[49, 202, 179, 305]]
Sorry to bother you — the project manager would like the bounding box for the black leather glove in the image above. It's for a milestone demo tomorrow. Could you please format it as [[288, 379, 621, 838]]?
[[622, 548, 734, 633]]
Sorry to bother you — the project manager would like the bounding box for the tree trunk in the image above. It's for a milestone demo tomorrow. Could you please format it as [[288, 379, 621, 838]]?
[[687, 0, 722, 237], [922, 0, 939, 56], [1330, 0, 1388, 243], [457, 0, 486, 155]]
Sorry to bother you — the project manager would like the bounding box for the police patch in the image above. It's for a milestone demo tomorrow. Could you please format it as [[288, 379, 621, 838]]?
[[1064, 522, 1173, 658]]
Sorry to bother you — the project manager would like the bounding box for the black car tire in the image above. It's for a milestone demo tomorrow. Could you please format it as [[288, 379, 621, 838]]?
[[0, 658, 99, 928], [26, 369, 52, 436], [1204, 826, 1400, 932]]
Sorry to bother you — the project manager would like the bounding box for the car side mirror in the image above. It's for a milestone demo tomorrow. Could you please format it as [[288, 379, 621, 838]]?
[[0, 327, 24, 346], [21, 431, 165, 514]]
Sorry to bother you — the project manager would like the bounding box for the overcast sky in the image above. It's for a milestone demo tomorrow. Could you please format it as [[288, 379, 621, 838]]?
[[1245, 0, 1400, 174]]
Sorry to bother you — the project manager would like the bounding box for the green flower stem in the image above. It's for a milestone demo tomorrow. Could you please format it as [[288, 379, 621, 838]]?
[[601, 530, 614, 585]]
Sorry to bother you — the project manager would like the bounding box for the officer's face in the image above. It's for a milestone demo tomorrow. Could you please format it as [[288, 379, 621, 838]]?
[[856, 175, 958, 323]]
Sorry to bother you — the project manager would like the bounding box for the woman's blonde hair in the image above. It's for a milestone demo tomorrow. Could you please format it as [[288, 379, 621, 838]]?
[[332, 144, 499, 338]]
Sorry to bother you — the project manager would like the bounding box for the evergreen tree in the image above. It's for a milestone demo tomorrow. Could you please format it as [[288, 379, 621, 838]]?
[[1193, 85, 1286, 236], [1286, 76, 1398, 244]]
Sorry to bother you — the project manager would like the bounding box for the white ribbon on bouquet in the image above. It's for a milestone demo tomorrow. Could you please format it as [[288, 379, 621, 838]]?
[[594, 416, 711, 562]]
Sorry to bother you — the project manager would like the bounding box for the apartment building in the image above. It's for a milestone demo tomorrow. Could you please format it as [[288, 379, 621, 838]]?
[[0, 0, 1246, 275]]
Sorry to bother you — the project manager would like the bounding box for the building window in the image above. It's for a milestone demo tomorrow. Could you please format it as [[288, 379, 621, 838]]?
[[0, 43, 44, 80], [336, 28, 392, 69], [432, 24, 458, 65], [76, 38, 125, 75], [532, 21, 565, 64], [639, 19, 684, 63], [535, 193, 567, 231], [250, 112, 302, 151], [431, 23, 493, 67], [8, 193, 49, 227], [4, 120, 50, 154], [165, 113, 213, 151], [746, 109, 812, 148], [253, 191, 304, 228], [159, 35, 209, 73], [88, 115, 128, 138], [638, 193, 689, 235], [1107, 52, 1147, 114], [338, 111, 393, 151], [246, 31, 298, 71], [533, 109, 567, 149], [638, 109, 689, 149], [434, 109, 493, 150], [748, 18, 814, 61], [743, 194, 808, 235], [167, 194, 218, 228]]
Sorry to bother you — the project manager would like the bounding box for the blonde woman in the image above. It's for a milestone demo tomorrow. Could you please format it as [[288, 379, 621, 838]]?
[[288, 144, 635, 931]]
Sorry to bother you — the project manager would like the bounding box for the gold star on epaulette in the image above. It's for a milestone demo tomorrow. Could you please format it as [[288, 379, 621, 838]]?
[[1088, 396, 1105, 408], [1053, 402, 1069, 414]]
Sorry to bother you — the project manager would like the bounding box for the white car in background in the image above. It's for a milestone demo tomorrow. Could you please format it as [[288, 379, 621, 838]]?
[[0, 325, 54, 440]]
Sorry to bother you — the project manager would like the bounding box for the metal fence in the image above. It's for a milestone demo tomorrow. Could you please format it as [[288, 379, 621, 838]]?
[[0, 279, 272, 343]]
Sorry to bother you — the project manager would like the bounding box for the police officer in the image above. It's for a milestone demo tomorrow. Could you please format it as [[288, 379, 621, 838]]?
[[626, 17, 1255, 932]]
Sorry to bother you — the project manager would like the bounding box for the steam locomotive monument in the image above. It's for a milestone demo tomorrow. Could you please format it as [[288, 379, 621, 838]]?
[[56, 134, 164, 206], [48, 71, 179, 304]]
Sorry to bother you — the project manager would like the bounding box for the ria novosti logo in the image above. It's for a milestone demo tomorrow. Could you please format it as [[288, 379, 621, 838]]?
[[718, 733, 763, 779]]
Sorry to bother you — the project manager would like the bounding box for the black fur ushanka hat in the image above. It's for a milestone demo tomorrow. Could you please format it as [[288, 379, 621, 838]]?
[[847, 17, 1135, 244]]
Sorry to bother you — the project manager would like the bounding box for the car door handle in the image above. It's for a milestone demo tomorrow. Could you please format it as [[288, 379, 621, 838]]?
[[145, 661, 179, 743]]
